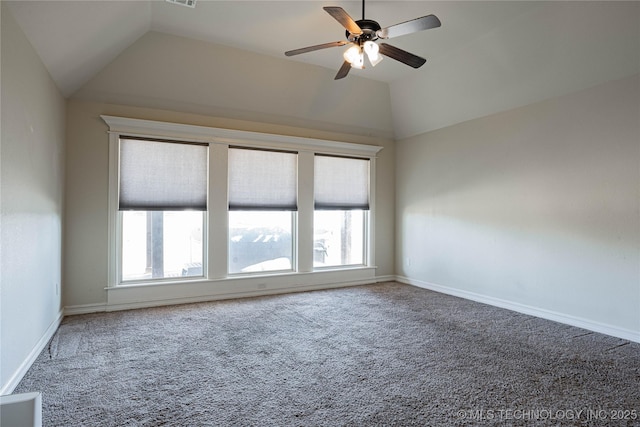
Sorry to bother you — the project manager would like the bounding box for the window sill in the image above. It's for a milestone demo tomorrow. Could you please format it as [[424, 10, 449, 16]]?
[[104, 267, 378, 311]]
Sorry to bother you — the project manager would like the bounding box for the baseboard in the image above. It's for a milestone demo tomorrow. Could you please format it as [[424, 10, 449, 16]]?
[[374, 275, 396, 283], [63, 303, 108, 316], [396, 276, 640, 343], [64, 275, 397, 315], [0, 310, 64, 395], [110, 278, 378, 312]]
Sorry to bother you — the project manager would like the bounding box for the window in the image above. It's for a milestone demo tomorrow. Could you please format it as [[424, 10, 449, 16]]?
[[104, 115, 381, 290], [314, 155, 369, 268], [118, 137, 207, 282], [228, 148, 297, 274]]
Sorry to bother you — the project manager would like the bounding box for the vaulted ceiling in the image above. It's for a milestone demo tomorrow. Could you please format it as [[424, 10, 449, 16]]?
[[6, 1, 640, 138]]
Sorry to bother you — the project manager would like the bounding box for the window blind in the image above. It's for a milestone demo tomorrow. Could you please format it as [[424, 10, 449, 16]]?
[[314, 155, 369, 210], [228, 147, 297, 211], [119, 138, 208, 210]]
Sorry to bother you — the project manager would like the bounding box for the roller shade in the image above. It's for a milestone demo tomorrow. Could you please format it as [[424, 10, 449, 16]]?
[[119, 138, 208, 210], [228, 147, 297, 211], [314, 155, 369, 210]]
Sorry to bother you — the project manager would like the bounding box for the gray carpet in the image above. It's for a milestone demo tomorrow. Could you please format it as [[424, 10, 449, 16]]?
[[15, 282, 640, 426]]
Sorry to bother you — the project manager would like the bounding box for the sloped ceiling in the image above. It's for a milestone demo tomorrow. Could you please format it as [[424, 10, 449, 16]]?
[[6, 1, 151, 98], [6, 1, 540, 96], [391, 1, 640, 138], [5, 1, 640, 138]]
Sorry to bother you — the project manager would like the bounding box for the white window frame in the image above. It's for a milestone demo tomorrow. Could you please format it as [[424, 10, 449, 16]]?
[[102, 116, 382, 300]]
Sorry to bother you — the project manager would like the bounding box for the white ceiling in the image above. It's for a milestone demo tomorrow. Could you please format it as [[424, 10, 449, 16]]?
[[6, 0, 543, 97]]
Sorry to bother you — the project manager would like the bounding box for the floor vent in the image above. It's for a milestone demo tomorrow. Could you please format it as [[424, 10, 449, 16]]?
[[165, 0, 197, 8]]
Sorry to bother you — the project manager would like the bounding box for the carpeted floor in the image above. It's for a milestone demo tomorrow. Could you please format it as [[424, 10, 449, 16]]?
[[15, 282, 640, 426]]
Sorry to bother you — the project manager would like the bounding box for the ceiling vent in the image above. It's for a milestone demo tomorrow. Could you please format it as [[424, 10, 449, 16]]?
[[165, 0, 197, 8]]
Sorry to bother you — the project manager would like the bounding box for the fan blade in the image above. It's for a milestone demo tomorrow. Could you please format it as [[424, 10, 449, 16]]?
[[323, 6, 363, 35], [379, 43, 427, 68], [377, 14, 441, 39], [285, 41, 348, 57], [334, 61, 352, 80]]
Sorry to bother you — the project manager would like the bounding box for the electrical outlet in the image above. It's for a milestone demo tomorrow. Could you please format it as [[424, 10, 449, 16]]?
[[55, 282, 60, 295], [406, 257, 412, 267]]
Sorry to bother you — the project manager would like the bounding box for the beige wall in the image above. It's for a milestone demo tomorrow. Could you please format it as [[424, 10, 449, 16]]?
[[1, 4, 66, 392], [396, 74, 640, 337], [64, 100, 395, 307]]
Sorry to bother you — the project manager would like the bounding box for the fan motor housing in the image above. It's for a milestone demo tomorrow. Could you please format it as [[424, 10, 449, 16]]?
[[347, 19, 381, 42]]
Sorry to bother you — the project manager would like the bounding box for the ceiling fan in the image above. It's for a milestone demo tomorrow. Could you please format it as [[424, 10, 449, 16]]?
[[284, 0, 441, 80]]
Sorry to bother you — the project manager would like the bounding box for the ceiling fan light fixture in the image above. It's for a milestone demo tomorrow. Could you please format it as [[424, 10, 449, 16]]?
[[351, 52, 365, 69], [343, 45, 361, 64], [285, 0, 441, 79], [364, 41, 383, 67]]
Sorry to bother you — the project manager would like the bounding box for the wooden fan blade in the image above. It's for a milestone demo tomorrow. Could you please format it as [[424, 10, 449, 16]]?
[[377, 15, 441, 39], [334, 61, 352, 80], [379, 43, 427, 68], [285, 41, 348, 57], [323, 6, 363, 35]]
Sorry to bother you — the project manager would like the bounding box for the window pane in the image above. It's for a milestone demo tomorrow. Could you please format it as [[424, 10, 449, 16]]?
[[122, 211, 204, 281], [229, 211, 293, 274], [314, 210, 365, 268]]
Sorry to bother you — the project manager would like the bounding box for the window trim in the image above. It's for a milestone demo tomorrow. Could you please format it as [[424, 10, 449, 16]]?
[[103, 115, 382, 289], [102, 115, 382, 156]]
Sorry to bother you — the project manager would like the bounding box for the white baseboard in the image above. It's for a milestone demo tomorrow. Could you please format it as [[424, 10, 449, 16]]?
[[0, 310, 64, 396], [64, 275, 397, 315], [396, 275, 640, 343], [63, 303, 107, 316], [105, 278, 378, 312]]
